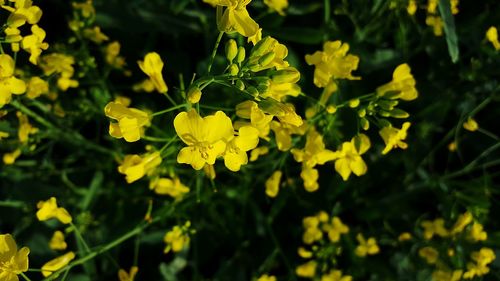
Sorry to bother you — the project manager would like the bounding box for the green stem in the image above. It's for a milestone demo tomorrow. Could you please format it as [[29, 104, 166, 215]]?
[[70, 222, 92, 254], [151, 104, 187, 117], [207, 31, 224, 74], [142, 136, 173, 142], [441, 142, 500, 180], [20, 272, 32, 281]]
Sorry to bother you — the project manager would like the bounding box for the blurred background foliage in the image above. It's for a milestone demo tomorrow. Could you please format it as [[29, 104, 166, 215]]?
[[1, 0, 499, 280]]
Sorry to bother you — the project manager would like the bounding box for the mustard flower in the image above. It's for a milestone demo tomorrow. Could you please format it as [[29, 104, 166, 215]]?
[[419, 246, 439, 264], [203, 0, 259, 37], [41, 252, 75, 277], [83, 26, 109, 44], [426, 15, 443, 36], [432, 270, 463, 281], [257, 274, 276, 281], [270, 120, 307, 151], [407, 0, 417, 15], [421, 218, 449, 239], [0, 54, 26, 107], [302, 216, 322, 244], [305, 40, 360, 88], [174, 109, 234, 170], [463, 248, 495, 279], [164, 222, 191, 254], [149, 177, 190, 199], [138, 52, 168, 93], [296, 260, 317, 278], [463, 117, 478, 132], [236, 101, 274, 140], [118, 266, 139, 281], [265, 170, 282, 198], [223, 126, 259, 171], [450, 211, 473, 234], [249, 146, 269, 162], [26, 76, 49, 99], [376, 63, 418, 101], [379, 122, 411, 155], [291, 129, 336, 168], [36, 197, 72, 224], [3, 149, 22, 165], [300, 167, 319, 192], [321, 270, 352, 281], [39, 53, 79, 91], [467, 223, 487, 242], [264, 0, 288, 16], [0, 234, 30, 281], [486, 26, 500, 50], [332, 134, 371, 181], [354, 233, 379, 257], [21, 25, 48, 65], [17, 112, 38, 143], [118, 151, 162, 183], [49, 231, 67, 251], [104, 101, 151, 142], [324, 217, 349, 243]]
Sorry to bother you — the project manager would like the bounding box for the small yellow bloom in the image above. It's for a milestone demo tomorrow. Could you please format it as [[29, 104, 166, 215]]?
[[407, 0, 417, 15], [17, 111, 38, 143], [21, 25, 49, 65], [83, 26, 109, 44], [486, 26, 500, 50], [419, 246, 439, 264], [0, 54, 26, 107], [468, 223, 487, 242], [355, 233, 379, 257], [150, 177, 190, 199], [426, 15, 443, 36], [305, 40, 360, 88], [302, 216, 322, 244], [105, 41, 126, 69], [36, 197, 72, 224], [398, 232, 412, 242], [204, 0, 260, 37], [118, 151, 162, 183], [448, 141, 457, 152], [223, 126, 260, 171], [164, 222, 191, 254], [265, 170, 282, 198], [291, 129, 336, 168], [332, 134, 371, 181], [421, 218, 449, 239], [132, 79, 155, 93], [236, 101, 274, 140], [376, 63, 418, 101], [104, 101, 151, 142], [463, 248, 495, 279], [39, 53, 79, 91], [379, 122, 411, 155], [41, 252, 75, 277], [3, 149, 21, 165], [270, 120, 307, 151], [118, 266, 139, 281], [463, 117, 478, 132], [298, 247, 313, 258], [174, 109, 234, 170], [26, 76, 49, 99], [49, 231, 67, 251], [257, 274, 277, 281], [138, 52, 168, 93], [0, 234, 30, 280], [432, 269, 463, 281], [295, 260, 317, 278], [321, 270, 352, 281], [300, 167, 319, 192], [264, 0, 288, 16], [450, 211, 473, 234], [249, 146, 269, 162], [427, 0, 438, 13]]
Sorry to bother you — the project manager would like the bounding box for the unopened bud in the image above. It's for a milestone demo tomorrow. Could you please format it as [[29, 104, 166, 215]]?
[[251, 36, 275, 58], [390, 108, 410, 118], [326, 105, 337, 114], [377, 100, 398, 110], [225, 39, 238, 63], [360, 118, 370, 130], [237, 47, 246, 64], [258, 52, 275, 67], [348, 99, 360, 108], [358, 108, 366, 117], [247, 86, 259, 97], [229, 64, 239, 76], [271, 67, 300, 84], [379, 110, 391, 117], [187, 87, 202, 104], [236, 80, 245, 90]]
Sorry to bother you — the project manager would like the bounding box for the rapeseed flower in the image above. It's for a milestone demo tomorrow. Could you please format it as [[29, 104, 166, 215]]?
[[265, 170, 282, 198], [104, 101, 151, 142], [36, 197, 72, 224], [296, 260, 317, 278], [486, 26, 500, 50], [49, 231, 67, 251], [118, 152, 162, 183], [223, 126, 259, 171], [203, 0, 259, 37], [164, 222, 191, 253], [0, 234, 30, 281], [264, 0, 288, 15], [379, 122, 411, 154], [376, 63, 418, 101], [41, 252, 75, 277], [138, 52, 168, 93], [331, 134, 370, 181], [21, 24, 48, 65], [354, 233, 379, 257], [149, 177, 190, 199], [0, 54, 26, 107]]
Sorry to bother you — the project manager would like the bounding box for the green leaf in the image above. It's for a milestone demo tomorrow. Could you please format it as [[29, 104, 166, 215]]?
[[438, 0, 459, 63]]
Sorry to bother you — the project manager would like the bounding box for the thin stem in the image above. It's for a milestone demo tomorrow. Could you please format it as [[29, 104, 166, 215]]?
[[20, 272, 32, 281], [207, 31, 224, 74], [141, 136, 173, 142], [151, 104, 187, 117], [70, 222, 92, 254]]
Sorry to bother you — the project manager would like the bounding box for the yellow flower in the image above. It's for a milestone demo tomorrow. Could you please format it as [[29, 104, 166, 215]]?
[[376, 63, 418, 101], [398, 232, 412, 242], [302, 216, 322, 244], [300, 167, 319, 192], [26, 76, 49, 99], [296, 260, 317, 278], [291, 129, 336, 168], [248, 36, 290, 71], [41, 252, 75, 277], [105, 41, 126, 68], [270, 120, 307, 151], [421, 218, 449, 239], [463, 248, 495, 279], [2, 0, 42, 26], [164, 222, 191, 254], [262, 80, 301, 102], [21, 25, 49, 65], [332, 134, 370, 181], [450, 211, 473, 234], [379, 122, 411, 155], [432, 269, 463, 281], [486, 26, 500, 50], [36, 197, 72, 224], [83, 26, 109, 44], [426, 15, 443, 36], [204, 0, 259, 37], [324, 217, 349, 242], [450, 0, 459, 14], [174, 109, 234, 170], [448, 141, 457, 152], [3, 149, 21, 165], [118, 151, 162, 183], [463, 117, 478, 132], [248, 28, 262, 45], [149, 177, 190, 199], [236, 101, 274, 140], [305, 40, 360, 88], [265, 170, 282, 198], [223, 126, 259, 171], [0, 234, 30, 280], [137, 52, 168, 93], [427, 0, 438, 13], [39, 53, 78, 91], [257, 274, 277, 281], [467, 223, 487, 242], [249, 146, 269, 162], [321, 270, 352, 281], [264, 0, 288, 16], [104, 101, 151, 142], [17, 111, 38, 143], [298, 247, 313, 258], [354, 233, 379, 257], [49, 231, 67, 251], [419, 246, 439, 264], [0, 54, 26, 107], [73, 0, 95, 18], [118, 266, 139, 281], [407, 0, 417, 15]]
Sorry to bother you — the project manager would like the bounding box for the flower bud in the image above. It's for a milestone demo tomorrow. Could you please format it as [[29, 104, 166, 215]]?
[[247, 86, 259, 98], [390, 108, 410, 118], [358, 108, 366, 117], [229, 64, 239, 76], [379, 110, 391, 117], [250, 36, 275, 58], [348, 99, 360, 108], [377, 100, 398, 110], [236, 47, 246, 64], [326, 105, 337, 114], [271, 67, 300, 84], [360, 118, 370, 130], [225, 39, 238, 63], [235, 80, 245, 90], [187, 87, 202, 104], [258, 52, 275, 67]]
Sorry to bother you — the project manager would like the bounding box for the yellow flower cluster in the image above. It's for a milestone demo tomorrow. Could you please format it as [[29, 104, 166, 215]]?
[[163, 221, 193, 254]]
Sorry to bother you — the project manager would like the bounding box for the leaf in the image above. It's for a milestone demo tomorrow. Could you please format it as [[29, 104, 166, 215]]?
[[438, 0, 459, 63]]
